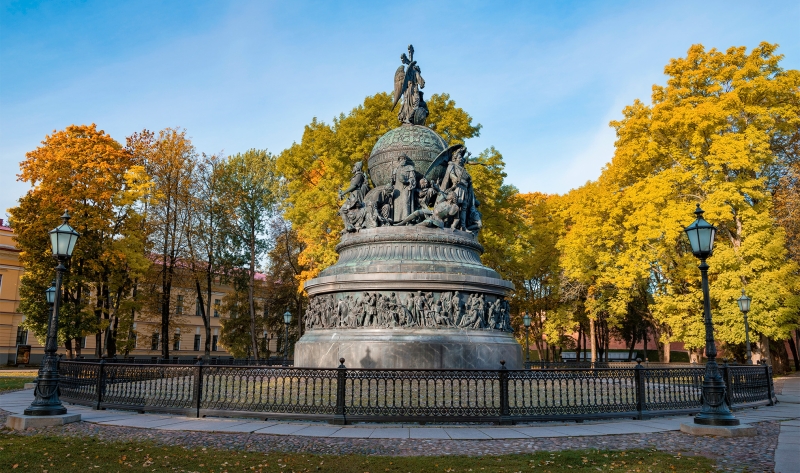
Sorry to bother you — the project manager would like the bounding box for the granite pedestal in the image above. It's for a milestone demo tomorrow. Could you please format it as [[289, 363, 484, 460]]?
[[295, 328, 522, 369]]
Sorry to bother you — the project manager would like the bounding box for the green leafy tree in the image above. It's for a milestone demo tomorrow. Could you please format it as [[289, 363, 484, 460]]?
[[219, 149, 279, 359]]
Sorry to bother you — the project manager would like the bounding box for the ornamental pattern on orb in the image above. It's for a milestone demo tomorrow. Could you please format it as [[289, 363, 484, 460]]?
[[304, 290, 513, 332]]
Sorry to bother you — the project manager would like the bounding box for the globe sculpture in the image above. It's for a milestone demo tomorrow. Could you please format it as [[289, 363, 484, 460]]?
[[294, 45, 522, 369]]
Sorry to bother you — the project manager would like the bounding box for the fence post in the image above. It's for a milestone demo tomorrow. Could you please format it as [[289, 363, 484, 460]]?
[[498, 360, 512, 425], [634, 358, 646, 420], [193, 357, 204, 418], [765, 363, 775, 406], [331, 358, 347, 425], [721, 359, 732, 408], [94, 357, 106, 410]]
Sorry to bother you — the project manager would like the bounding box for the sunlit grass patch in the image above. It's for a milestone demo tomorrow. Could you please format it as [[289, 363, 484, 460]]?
[[0, 434, 715, 472]]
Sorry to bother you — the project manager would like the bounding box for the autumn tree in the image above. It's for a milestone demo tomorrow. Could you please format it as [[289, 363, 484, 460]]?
[[128, 128, 196, 359], [185, 153, 228, 357], [10, 124, 148, 357], [563, 43, 800, 366], [219, 149, 279, 359]]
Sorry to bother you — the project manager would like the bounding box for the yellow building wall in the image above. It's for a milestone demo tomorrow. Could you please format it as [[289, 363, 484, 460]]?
[[0, 221, 281, 365]]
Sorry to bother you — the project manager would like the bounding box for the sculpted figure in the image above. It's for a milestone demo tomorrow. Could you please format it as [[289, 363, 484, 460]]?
[[451, 291, 463, 326], [389, 292, 402, 326], [338, 161, 370, 233], [392, 44, 428, 125], [439, 146, 476, 232], [366, 292, 378, 326], [411, 291, 425, 327], [337, 297, 348, 327], [391, 154, 417, 222], [417, 177, 438, 210], [488, 298, 501, 330]]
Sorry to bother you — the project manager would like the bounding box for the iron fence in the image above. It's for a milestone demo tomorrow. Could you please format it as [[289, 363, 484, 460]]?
[[69, 356, 292, 366], [58, 359, 776, 425]]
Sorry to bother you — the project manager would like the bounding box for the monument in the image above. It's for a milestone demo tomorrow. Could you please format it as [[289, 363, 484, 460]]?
[[294, 45, 522, 369]]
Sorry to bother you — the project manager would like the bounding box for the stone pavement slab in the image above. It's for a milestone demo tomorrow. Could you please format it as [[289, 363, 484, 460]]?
[[293, 426, 343, 437], [252, 423, 311, 435], [409, 427, 449, 439], [478, 427, 529, 439], [574, 423, 664, 435], [159, 419, 255, 431], [510, 427, 574, 438], [368, 427, 409, 439], [102, 416, 187, 428], [442, 428, 491, 440], [329, 427, 376, 438]]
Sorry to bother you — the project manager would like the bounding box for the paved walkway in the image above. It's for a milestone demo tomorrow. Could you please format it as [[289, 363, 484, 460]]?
[[1, 387, 797, 441], [773, 374, 800, 473]]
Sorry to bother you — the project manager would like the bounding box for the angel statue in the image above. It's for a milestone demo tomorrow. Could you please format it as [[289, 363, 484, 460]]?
[[392, 44, 428, 125]]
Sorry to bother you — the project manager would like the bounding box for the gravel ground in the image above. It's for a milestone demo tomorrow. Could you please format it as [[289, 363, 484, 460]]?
[[0, 408, 779, 472]]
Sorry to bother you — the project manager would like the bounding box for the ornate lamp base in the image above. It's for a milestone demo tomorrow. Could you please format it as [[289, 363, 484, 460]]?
[[694, 367, 739, 426]]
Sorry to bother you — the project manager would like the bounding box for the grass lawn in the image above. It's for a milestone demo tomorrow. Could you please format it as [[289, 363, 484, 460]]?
[[0, 370, 36, 393], [0, 435, 715, 472]]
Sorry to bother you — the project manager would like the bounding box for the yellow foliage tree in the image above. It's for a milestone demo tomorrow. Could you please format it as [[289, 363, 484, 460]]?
[[562, 43, 800, 360]]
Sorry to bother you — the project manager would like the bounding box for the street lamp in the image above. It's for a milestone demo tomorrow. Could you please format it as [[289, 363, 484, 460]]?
[[522, 313, 531, 365], [45, 281, 56, 305], [683, 204, 739, 426], [737, 289, 753, 365], [25, 211, 80, 416], [283, 310, 292, 367]]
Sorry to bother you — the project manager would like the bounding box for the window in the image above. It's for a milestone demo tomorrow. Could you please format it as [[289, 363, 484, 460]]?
[[131, 332, 137, 348], [176, 295, 184, 315], [213, 299, 220, 318], [151, 333, 160, 351], [211, 335, 218, 352], [80, 337, 87, 349], [194, 334, 201, 352], [173, 331, 181, 351], [15, 326, 28, 345], [196, 298, 202, 317]]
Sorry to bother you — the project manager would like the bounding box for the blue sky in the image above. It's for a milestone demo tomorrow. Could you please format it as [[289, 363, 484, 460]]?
[[2, 0, 799, 218]]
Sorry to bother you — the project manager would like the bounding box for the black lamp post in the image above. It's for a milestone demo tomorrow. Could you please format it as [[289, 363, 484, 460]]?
[[684, 204, 739, 426], [25, 211, 80, 416], [45, 280, 56, 307], [522, 313, 531, 364], [283, 310, 292, 367], [737, 290, 752, 365]]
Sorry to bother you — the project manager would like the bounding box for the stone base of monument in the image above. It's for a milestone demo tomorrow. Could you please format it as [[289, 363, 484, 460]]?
[[679, 422, 756, 437], [295, 328, 522, 369], [6, 413, 81, 430]]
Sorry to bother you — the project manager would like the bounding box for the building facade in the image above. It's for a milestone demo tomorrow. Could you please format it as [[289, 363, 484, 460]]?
[[0, 222, 280, 365]]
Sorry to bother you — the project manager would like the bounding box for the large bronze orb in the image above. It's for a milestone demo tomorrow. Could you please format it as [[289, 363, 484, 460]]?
[[368, 124, 447, 187]]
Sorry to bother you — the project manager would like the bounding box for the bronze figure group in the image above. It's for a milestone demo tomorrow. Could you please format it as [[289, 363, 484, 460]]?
[[339, 145, 482, 235], [305, 290, 513, 332]]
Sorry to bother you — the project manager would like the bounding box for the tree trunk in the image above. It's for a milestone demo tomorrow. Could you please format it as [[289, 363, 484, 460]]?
[[205, 272, 213, 358], [248, 227, 260, 360], [788, 334, 800, 371], [65, 339, 73, 360], [663, 341, 671, 363], [627, 328, 637, 361], [576, 322, 582, 362], [590, 318, 597, 362], [194, 278, 210, 358]]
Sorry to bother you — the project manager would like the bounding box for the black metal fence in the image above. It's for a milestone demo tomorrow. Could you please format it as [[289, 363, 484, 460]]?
[[58, 359, 776, 425], [68, 356, 292, 366]]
